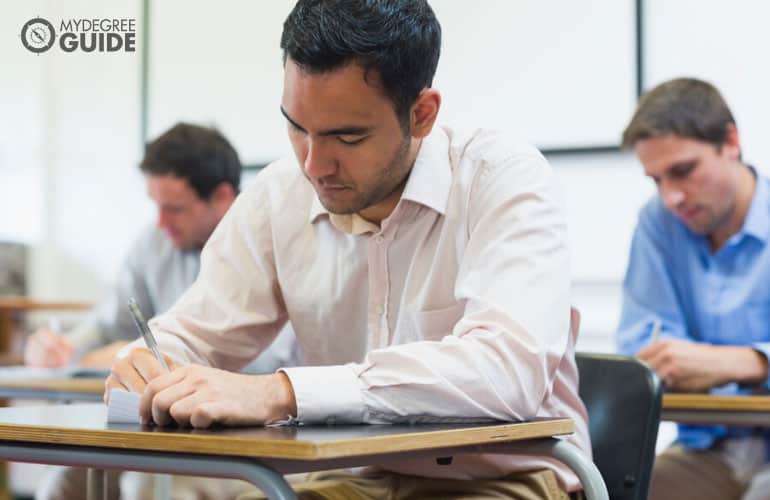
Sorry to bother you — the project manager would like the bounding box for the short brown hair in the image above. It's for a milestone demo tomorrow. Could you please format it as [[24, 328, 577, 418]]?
[[622, 78, 736, 149]]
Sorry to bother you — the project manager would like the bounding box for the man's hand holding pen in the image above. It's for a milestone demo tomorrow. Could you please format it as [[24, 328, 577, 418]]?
[[105, 347, 297, 428]]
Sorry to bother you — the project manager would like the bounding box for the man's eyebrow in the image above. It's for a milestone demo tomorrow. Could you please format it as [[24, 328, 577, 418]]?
[[280, 106, 305, 132], [280, 107, 373, 137], [667, 160, 697, 173]]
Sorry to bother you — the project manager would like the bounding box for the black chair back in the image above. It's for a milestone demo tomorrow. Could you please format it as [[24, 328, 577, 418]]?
[[576, 352, 663, 500]]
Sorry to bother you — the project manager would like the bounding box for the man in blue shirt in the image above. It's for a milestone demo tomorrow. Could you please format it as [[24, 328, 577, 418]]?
[[617, 77, 770, 500]]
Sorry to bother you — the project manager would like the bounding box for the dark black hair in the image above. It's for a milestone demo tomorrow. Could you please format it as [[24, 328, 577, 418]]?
[[140, 123, 241, 200], [280, 0, 442, 130]]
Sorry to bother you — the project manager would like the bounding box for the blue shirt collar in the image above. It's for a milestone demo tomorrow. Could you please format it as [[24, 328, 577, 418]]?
[[739, 166, 770, 244]]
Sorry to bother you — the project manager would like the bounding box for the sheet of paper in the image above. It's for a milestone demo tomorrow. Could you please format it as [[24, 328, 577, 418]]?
[[106, 388, 141, 424]]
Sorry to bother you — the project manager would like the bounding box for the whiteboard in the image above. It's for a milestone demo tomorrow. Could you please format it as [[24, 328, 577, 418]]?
[[147, 0, 638, 164], [644, 0, 770, 175]]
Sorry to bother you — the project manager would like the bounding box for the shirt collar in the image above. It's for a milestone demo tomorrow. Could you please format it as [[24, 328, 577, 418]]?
[[307, 126, 453, 231], [737, 166, 770, 243], [399, 126, 452, 216]]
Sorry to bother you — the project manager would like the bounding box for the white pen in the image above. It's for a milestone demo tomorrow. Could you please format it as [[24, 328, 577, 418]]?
[[650, 319, 662, 344], [127, 297, 169, 371]]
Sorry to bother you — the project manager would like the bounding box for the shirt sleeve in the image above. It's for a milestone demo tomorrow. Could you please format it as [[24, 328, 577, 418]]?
[[283, 152, 575, 424], [615, 204, 690, 356], [68, 233, 155, 357], [147, 183, 289, 371]]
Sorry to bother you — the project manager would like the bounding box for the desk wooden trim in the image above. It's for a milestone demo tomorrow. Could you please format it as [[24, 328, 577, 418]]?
[[0, 379, 105, 402], [662, 394, 770, 426], [663, 394, 770, 412], [0, 414, 573, 460], [0, 298, 92, 311], [0, 379, 104, 394]]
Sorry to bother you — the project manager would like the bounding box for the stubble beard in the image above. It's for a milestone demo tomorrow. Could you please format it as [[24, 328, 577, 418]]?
[[326, 135, 413, 215]]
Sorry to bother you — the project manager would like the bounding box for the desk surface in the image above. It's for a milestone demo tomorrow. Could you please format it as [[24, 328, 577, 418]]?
[[662, 394, 770, 426], [0, 378, 104, 394], [664, 394, 770, 412], [0, 404, 573, 460], [0, 297, 91, 312]]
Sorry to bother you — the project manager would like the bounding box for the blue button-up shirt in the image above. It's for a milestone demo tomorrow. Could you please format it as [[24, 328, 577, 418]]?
[[616, 167, 770, 450]]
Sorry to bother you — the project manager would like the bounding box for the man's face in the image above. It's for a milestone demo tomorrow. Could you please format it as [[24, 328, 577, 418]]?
[[146, 174, 221, 249], [281, 59, 414, 223], [635, 134, 739, 236]]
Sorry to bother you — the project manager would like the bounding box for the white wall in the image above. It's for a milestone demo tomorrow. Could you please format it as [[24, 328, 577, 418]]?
[[4, 0, 770, 352], [2, 0, 148, 302]]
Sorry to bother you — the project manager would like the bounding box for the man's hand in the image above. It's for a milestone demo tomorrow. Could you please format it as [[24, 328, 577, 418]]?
[[105, 348, 297, 428], [24, 329, 74, 367], [80, 341, 129, 368], [637, 339, 769, 391], [104, 347, 178, 400], [140, 366, 297, 428]]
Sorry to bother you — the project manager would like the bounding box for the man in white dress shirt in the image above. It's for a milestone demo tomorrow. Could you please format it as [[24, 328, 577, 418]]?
[[33, 123, 297, 500], [107, 1, 590, 498]]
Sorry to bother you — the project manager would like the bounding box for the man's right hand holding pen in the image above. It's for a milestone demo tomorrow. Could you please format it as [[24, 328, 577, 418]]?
[[24, 318, 73, 368], [105, 347, 297, 428], [636, 317, 769, 391], [105, 297, 297, 428]]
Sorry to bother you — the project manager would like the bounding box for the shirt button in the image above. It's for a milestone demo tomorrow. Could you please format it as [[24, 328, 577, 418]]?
[[375, 235, 384, 244], [375, 305, 384, 315]]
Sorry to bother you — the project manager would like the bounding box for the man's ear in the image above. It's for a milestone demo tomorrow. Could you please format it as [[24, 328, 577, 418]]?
[[210, 182, 236, 213], [409, 88, 441, 139], [723, 123, 742, 161]]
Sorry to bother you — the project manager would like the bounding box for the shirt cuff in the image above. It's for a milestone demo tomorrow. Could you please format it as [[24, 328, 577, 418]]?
[[279, 364, 365, 424]]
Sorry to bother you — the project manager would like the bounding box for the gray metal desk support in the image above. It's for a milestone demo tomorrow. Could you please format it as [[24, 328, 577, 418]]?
[[0, 439, 606, 500], [0, 404, 606, 500], [0, 442, 298, 500]]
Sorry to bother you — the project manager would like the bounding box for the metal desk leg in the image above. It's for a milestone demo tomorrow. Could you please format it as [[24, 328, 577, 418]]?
[[154, 474, 171, 500], [490, 438, 609, 500], [87, 468, 106, 500], [0, 443, 298, 500]]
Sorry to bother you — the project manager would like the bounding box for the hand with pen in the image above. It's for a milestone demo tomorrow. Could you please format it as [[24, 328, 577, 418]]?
[[24, 319, 74, 367], [24, 317, 129, 368], [104, 298, 297, 428], [636, 320, 769, 390]]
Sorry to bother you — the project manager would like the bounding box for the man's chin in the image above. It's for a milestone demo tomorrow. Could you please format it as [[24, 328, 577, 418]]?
[[166, 232, 187, 248], [317, 195, 363, 215], [683, 219, 715, 236]]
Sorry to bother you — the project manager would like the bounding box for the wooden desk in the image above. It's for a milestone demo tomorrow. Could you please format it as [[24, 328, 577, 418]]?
[[0, 297, 91, 362], [0, 299, 91, 499], [0, 378, 104, 402], [662, 394, 770, 426], [0, 404, 607, 500]]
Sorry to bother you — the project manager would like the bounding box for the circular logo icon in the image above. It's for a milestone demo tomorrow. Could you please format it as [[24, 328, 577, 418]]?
[[21, 17, 55, 53]]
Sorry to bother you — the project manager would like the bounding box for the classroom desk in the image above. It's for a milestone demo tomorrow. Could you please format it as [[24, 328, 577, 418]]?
[[0, 374, 107, 499], [0, 377, 104, 402], [0, 297, 91, 362], [662, 394, 770, 426], [0, 403, 607, 500]]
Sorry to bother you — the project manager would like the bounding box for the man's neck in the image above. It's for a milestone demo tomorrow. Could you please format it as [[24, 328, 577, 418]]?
[[709, 164, 756, 252]]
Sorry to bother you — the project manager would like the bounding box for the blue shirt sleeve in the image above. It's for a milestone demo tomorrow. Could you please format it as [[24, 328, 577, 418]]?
[[747, 342, 770, 390], [616, 202, 690, 355]]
